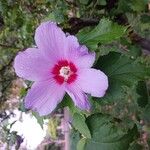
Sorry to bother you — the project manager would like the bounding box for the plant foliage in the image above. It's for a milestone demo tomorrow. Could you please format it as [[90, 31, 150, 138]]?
[[0, 0, 150, 149]]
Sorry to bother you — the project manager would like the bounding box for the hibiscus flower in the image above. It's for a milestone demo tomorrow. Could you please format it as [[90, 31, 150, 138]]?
[[14, 21, 108, 116]]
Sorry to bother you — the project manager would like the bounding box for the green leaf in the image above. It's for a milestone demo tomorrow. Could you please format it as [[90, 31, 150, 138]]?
[[97, 0, 107, 6], [58, 94, 82, 115], [117, 0, 148, 13], [58, 94, 74, 110], [78, 18, 126, 50], [77, 138, 86, 150], [32, 112, 44, 129], [126, 45, 142, 58], [128, 142, 143, 150], [18, 101, 27, 112], [72, 113, 91, 139], [79, 0, 89, 5], [130, 0, 148, 12], [117, 0, 132, 12], [141, 14, 150, 23], [59, 94, 90, 116], [136, 81, 149, 108], [19, 87, 27, 98], [95, 52, 150, 102], [84, 114, 138, 150], [43, 12, 56, 22], [141, 103, 150, 123], [98, 44, 120, 56], [70, 129, 81, 150]]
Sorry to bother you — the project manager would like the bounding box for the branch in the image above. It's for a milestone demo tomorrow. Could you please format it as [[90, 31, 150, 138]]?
[[129, 32, 150, 51], [63, 18, 99, 34]]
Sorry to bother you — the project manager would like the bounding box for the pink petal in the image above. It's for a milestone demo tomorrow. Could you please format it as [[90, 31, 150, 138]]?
[[75, 52, 95, 68], [67, 35, 95, 68], [66, 35, 89, 55], [25, 80, 65, 116], [66, 84, 91, 110], [35, 21, 68, 60], [67, 35, 79, 53], [14, 48, 53, 81], [77, 68, 108, 97]]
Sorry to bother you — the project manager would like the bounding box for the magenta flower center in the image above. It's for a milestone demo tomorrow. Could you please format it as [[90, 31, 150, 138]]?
[[52, 60, 77, 84]]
